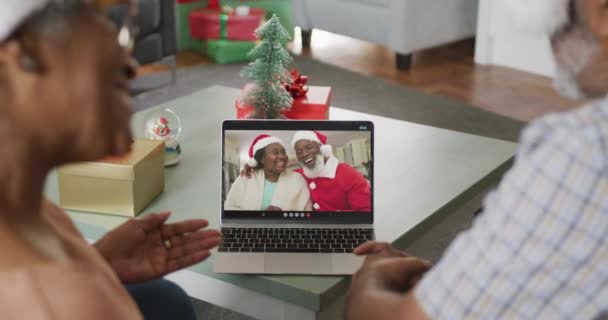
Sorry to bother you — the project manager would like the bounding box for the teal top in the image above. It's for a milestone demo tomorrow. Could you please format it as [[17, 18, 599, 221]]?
[[261, 180, 277, 210]]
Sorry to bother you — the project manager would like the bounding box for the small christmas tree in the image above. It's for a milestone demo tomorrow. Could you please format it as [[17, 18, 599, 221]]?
[[240, 15, 293, 119]]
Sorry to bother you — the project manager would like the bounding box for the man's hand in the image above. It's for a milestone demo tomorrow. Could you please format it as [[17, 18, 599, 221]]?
[[352, 242, 432, 293], [345, 242, 432, 320], [94, 211, 221, 284], [240, 165, 254, 178]]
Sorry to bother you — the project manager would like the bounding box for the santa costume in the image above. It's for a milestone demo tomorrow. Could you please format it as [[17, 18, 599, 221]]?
[[291, 131, 371, 212], [225, 134, 312, 211]]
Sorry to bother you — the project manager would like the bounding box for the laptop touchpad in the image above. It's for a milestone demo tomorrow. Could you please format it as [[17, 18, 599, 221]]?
[[265, 253, 332, 274]]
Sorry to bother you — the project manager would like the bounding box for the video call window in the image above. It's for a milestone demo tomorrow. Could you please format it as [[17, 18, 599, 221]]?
[[222, 130, 373, 215]]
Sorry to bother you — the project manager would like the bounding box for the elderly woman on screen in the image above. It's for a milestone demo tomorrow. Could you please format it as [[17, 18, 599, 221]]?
[[0, 1, 220, 319], [225, 135, 312, 211]]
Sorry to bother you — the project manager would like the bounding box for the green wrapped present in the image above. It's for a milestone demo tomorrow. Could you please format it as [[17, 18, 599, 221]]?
[[202, 0, 294, 38], [195, 40, 256, 64], [176, 0, 204, 51]]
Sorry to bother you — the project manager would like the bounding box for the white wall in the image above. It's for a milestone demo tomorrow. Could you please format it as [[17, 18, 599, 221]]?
[[474, 0, 556, 78]]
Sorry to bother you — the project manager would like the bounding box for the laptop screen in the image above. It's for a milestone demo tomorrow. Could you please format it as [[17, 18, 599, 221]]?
[[222, 120, 373, 223]]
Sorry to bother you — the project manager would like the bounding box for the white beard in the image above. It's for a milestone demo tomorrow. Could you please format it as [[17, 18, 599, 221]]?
[[301, 154, 325, 178], [554, 66, 584, 100], [553, 33, 600, 100]]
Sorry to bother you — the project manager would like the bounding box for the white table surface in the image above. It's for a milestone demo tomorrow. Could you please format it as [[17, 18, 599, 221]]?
[[45, 85, 517, 320]]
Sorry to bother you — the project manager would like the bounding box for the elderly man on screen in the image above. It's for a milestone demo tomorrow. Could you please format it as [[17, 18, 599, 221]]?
[[291, 131, 372, 212], [346, 0, 608, 319]]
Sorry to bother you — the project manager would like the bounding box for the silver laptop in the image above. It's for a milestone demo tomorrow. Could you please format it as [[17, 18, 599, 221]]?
[[214, 120, 375, 275]]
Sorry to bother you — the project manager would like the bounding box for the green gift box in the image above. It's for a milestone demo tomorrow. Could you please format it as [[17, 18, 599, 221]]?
[[202, 0, 294, 38], [176, 0, 205, 51], [195, 40, 256, 64]]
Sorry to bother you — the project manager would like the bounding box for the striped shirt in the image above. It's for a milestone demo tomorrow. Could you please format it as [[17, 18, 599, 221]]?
[[415, 98, 608, 319]]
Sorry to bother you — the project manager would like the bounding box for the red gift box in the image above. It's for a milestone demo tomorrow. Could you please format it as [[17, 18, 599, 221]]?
[[189, 8, 266, 41], [236, 83, 332, 119]]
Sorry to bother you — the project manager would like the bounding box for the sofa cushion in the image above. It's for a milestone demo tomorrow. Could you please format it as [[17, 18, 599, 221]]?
[[138, 0, 161, 36], [343, 0, 391, 8], [133, 33, 163, 65]]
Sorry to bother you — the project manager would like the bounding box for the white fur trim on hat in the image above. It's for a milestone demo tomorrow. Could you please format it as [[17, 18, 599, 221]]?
[[291, 131, 333, 156], [493, 0, 570, 36], [291, 131, 321, 148], [0, 1, 49, 42], [320, 144, 332, 157], [248, 136, 283, 167], [246, 157, 258, 167]]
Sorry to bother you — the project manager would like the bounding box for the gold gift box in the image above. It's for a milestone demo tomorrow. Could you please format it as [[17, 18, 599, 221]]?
[[58, 139, 165, 217]]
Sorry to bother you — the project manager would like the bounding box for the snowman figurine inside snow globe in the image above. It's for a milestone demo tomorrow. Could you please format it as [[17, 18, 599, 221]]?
[[144, 108, 182, 166]]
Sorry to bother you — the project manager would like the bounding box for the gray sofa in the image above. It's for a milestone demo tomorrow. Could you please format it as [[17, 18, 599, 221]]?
[[294, 0, 478, 70], [107, 0, 177, 66]]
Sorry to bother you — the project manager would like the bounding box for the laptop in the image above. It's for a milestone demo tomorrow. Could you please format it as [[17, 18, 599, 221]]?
[[214, 120, 375, 275]]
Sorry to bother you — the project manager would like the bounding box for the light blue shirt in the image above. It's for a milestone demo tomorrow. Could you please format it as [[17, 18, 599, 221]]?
[[261, 180, 277, 210]]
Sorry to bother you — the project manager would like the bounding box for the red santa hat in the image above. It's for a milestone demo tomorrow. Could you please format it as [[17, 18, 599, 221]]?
[[496, 0, 570, 35], [0, 1, 49, 41], [291, 131, 333, 157], [246, 134, 284, 167]]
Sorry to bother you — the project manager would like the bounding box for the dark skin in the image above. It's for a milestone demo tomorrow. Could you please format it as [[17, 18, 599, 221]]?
[[259, 143, 288, 211], [347, 242, 432, 320], [294, 140, 323, 169], [347, 1, 608, 319], [241, 139, 325, 176], [0, 1, 220, 283]]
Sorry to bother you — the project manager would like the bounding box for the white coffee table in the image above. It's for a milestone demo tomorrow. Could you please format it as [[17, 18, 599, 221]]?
[[45, 86, 517, 320]]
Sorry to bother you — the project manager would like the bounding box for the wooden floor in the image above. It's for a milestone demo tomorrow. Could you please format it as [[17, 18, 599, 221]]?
[[139, 29, 582, 122]]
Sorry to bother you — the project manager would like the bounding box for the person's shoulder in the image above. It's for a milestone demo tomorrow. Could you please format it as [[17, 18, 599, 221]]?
[[337, 162, 362, 176], [519, 99, 608, 167], [283, 169, 307, 183], [234, 170, 262, 184]]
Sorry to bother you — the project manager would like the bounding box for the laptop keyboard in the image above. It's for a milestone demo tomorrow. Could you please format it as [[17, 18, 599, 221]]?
[[218, 227, 374, 253]]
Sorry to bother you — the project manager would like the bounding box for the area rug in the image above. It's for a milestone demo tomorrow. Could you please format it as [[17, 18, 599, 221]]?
[[132, 56, 524, 142]]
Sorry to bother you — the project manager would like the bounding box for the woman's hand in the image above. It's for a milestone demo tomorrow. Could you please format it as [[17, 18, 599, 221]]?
[[94, 211, 221, 284]]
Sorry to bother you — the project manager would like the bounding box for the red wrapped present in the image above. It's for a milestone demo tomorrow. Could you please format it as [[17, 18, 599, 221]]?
[[189, 7, 266, 41], [235, 71, 332, 120]]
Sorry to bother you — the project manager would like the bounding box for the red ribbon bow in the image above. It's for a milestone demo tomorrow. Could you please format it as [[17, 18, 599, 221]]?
[[285, 69, 309, 98]]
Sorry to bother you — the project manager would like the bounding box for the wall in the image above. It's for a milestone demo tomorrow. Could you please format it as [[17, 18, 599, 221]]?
[[474, 0, 556, 78]]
